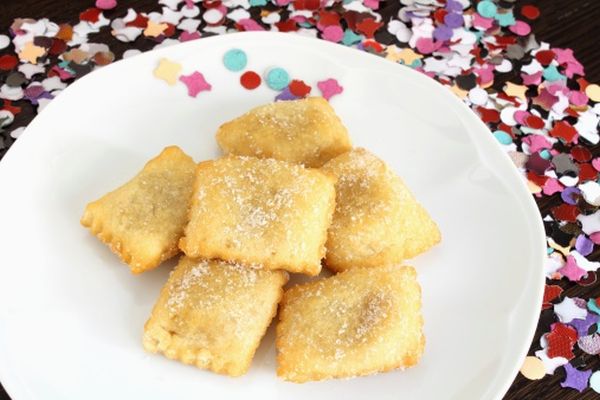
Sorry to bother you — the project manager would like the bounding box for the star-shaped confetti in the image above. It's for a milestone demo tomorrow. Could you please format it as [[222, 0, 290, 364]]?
[[317, 78, 343, 101], [153, 58, 182, 86], [561, 364, 592, 392], [18, 42, 46, 64], [554, 297, 587, 323], [144, 20, 169, 37], [179, 71, 212, 97]]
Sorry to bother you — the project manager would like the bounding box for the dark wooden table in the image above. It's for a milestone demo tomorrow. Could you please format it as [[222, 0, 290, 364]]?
[[0, 1, 599, 399]]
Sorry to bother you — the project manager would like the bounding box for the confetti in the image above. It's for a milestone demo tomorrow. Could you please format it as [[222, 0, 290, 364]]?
[[265, 67, 290, 91], [520, 356, 545, 380], [561, 364, 592, 392], [153, 58, 182, 85], [591, 371, 600, 394], [0, 35, 9, 50], [18, 42, 46, 64], [144, 20, 169, 37], [586, 84, 600, 102], [95, 0, 117, 10], [554, 297, 587, 323], [223, 48, 247, 72], [317, 78, 343, 101], [288, 79, 311, 98], [240, 71, 261, 90], [179, 71, 212, 97]]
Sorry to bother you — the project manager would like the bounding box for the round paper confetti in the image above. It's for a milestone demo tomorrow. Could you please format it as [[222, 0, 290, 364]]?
[[223, 49, 247, 72], [265, 67, 290, 90], [591, 371, 600, 394], [240, 71, 261, 90], [520, 356, 545, 380], [521, 5, 540, 20], [0, 34, 9, 50], [585, 84, 600, 102], [476, 1, 497, 18]]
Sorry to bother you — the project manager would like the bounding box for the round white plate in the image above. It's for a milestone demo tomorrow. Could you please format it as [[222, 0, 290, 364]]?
[[0, 32, 545, 400]]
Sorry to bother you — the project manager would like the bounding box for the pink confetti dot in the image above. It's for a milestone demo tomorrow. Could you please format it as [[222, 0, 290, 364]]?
[[514, 110, 529, 125], [179, 71, 212, 98], [317, 78, 343, 100], [415, 38, 436, 54], [509, 21, 531, 36], [322, 25, 344, 43], [472, 13, 494, 30], [592, 158, 600, 172], [569, 91, 589, 106], [95, 0, 117, 10]]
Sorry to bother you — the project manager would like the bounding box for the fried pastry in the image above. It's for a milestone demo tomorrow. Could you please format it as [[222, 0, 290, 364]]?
[[179, 156, 336, 276], [215, 97, 351, 167], [321, 148, 441, 272], [81, 146, 196, 274], [276, 265, 424, 382], [143, 257, 288, 376]]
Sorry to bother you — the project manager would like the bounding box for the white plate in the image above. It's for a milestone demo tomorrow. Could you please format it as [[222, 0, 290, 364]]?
[[0, 32, 545, 400]]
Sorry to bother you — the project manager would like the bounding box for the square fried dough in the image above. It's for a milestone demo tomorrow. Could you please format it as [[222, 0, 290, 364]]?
[[179, 156, 336, 276], [321, 148, 441, 272], [276, 265, 424, 382], [81, 146, 196, 274], [143, 257, 288, 376], [215, 97, 351, 168]]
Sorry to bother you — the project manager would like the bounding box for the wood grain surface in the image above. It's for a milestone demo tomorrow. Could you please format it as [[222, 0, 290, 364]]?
[[0, 1, 599, 399]]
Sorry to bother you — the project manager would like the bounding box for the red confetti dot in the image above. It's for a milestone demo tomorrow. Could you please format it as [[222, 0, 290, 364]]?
[[363, 40, 384, 53], [535, 50, 555, 66], [240, 71, 261, 90], [126, 14, 149, 28], [433, 8, 448, 24], [163, 23, 176, 37], [579, 163, 598, 182], [294, 0, 320, 10], [525, 115, 544, 129], [0, 55, 18, 71], [79, 7, 102, 23], [547, 324, 577, 360], [571, 146, 592, 162], [521, 5, 540, 20], [49, 38, 67, 56], [318, 10, 340, 27], [276, 19, 298, 32], [1, 100, 22, 116], [289, 79, 312, 97], [497, 123, 513, 134], [355, 18, 383, 38], [549, 121, 578, 143], [477, 107, 500, 123], [527, 171, 549, 187], [552, 204, 579, 222]]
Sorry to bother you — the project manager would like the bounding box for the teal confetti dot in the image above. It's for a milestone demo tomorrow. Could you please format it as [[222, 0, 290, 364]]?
[[591, 371, 600, 394], [249, 0, 267, 5], [495, 11, 516, 27], [342, 29, 363, 46], [589, 298, 600, 315], [299, 21, 313, 28], [477, 0, 497, 18], [540, 149, 551, 160], [493, 131, 512, 145], [223, 49, 247, 72], [265, 67, 290, 90], [543, 65, 565, 82], [547, 247, 554, 255], [410, 59, 423, 68]]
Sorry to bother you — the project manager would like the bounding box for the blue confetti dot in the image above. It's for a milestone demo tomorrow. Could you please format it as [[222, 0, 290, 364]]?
[[477, 0, 497, 18], [342, 29, 363, 46], [223, 49, 247, 72], [493, 131, 512, 145], [588, 298, 600, 315], [543, 65, 565, 82], [265, 67, 290, 91], [495, 11, 516, 27], [540, 149, 551, 160]]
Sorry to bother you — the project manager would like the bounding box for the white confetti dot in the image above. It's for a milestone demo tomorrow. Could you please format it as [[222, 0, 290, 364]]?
[[558, 175, 579, 187], [203, 8, 224, 25], [554, 297, 586, 323], [0, 110, 14, 127], [468, 87, 488, 106], [122, 49, 142, 59], [579, 181, 600, 206], [180, 5, 200, 18], [0, 34, 10, 50], [500, 106, 518, 126], [10, 127, 25, 139], [495, 59, 512, 73]]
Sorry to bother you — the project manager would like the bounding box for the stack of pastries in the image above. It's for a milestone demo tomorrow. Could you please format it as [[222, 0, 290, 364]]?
[[80, 97, 441, 382]]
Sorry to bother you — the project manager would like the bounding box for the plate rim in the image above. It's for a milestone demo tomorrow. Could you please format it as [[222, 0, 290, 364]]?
[[0, 31, 546, 400]]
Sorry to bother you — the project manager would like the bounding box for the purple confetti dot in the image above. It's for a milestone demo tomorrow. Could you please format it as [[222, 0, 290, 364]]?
[[569, 312, 599, 337], [275, 86, 299, 101], [445, 0, 463, 12], [433, 25, 453, 41], [576, 234, 594, 256], [561, 363, 592, 392], [444, 13, 464, 28], [560, 187, 580, 205]]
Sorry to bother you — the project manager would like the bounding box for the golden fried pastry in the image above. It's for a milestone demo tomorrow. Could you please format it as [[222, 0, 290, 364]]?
[[179, 156, 336, 276], [143, 257, 288, 376], [321, 148, 440, 272], [81, 146, 196, 274], [215, 97, 351, 168], [276, 265, 424, 382]]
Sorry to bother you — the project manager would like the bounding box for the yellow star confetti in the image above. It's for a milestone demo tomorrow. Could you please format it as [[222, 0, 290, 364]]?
[[396, 48, 422, 65], [548, 237, 571, 256], [384, 45, 403, 62], [153, 58, 182, 86], [504, 82, 528, 102], [527, 180, 541, 194], [18, 41, 46, 64], [586, 83, 600, 102], [144, 20, 169, 38]]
